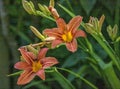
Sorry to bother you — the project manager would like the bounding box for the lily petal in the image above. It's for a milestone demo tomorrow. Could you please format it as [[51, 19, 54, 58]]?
[[17, 69, 35, 85], [14, 62, 30, 70], [52, 39, 63, 48], [56, 18, 66, 31], [66, 39, 77, 52], [68, 16, 82, 32], [38, 48, 48, 61], [74, 30, 86, 38], [27, 52, 36, 61], [18, 48, 33, 65], [36, 69, 45, 80], [41, 57, 59, 69], [43, 28, 62, 37]]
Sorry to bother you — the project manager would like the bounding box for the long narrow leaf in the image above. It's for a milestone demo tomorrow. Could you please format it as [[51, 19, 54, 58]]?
[[52, 67, 75, 89]]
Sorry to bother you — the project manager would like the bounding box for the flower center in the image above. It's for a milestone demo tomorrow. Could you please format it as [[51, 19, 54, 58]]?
[[62, 31, 73, 42], [32, 61, 42, 72]]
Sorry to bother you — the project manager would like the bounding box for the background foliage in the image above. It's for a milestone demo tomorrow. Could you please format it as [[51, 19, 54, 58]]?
[[0, 0, 119, 89]]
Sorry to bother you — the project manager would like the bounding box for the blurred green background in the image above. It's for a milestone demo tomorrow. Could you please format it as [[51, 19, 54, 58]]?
[[0, 0, 119, 89]]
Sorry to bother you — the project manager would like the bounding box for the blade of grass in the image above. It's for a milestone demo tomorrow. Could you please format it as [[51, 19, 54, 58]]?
[[56, 67, 98, 89], [57, 3, 75, 17], [52, 67, 76, 89]]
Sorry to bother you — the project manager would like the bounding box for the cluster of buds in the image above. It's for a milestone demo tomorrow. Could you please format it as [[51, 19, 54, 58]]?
[[22, 0, 59, 20], [84, 15, 105, 34], [84, 15, 120, 43], [107, 25, 118, 41], [22, 0, 36, 15]]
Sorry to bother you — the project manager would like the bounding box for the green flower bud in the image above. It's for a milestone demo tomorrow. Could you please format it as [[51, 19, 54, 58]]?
[[30, 26, 45, 41], [49, 0, 55, 7], [38, 3, 51, 16], [22, 0, 36, 15], [107, 25, 118, 41], [99, 15, 105, 31], [85, 23, 97, 34], [27, 45, 38, 55], [85, 15, 105, 34]]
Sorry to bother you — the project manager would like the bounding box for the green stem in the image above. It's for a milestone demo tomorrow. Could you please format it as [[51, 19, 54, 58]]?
[[114, 42, 120, 58], [114, 0, 120, 57], [92, 34, 120, 70], [7, 71, 23, 77], [83, 38, 105, 68], [100, 33, 118, 57], [65, 0, 74, 12], [36, 11, 55, 22], [58, 3, 75, 17], [79, 38, 120, 89], [103, 62, 120, 89], [77, 39, 88, 51], [53, 67, 76, 89], [57, 67, 98, 89]]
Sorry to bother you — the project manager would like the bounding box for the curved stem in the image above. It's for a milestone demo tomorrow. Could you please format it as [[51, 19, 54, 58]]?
[[36, 11, 55, 22], [7, 71, 23, 77], [53, 67, 76, 89], [92, 34, 120, 70], [65, 0, 74, 12], [56, 67, 98, 89], [58, 3, 75, 17], [99, 33, 120, 60]]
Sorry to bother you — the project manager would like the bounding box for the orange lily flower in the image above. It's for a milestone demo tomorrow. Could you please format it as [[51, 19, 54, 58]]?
[[14, 47, 58, 85], [43, 16, 86, 52]]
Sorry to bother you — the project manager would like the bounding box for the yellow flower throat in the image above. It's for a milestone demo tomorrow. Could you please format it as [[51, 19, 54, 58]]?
[[62, 31, 73, 42], [32, 61, 42, 72]]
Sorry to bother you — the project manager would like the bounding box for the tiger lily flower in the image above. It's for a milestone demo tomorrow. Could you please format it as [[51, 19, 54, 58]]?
[[14, 47, 58, 85], [43, 16, 86, 52]]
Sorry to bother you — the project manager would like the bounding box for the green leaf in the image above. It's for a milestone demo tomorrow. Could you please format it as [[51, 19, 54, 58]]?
[[52, 68, 75, 89], [94, 43, 107, 59], [58, 3, 75, 17], [103, 62, 120, 89], [62, 50, 87, 67], [10, 26, 32, 43], [57, 67, 98, 89], [22, 79, 53, 89], [68, 65, 89, 81], [47, 46, 70, 59], [99, 0, 116, 14], [116, 36, 120, 42], [80, 0, 96, 15]]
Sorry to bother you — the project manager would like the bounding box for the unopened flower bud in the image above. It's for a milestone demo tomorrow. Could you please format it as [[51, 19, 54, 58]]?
[[30, 26, 45, 41], [99, 15, 105, 31], [45, 37, 56, 42], [49, 6, 59, 19], [86, 15, 105, 34], [22, 0, 36, 15], [107, 25, 118, 41], [38, 3, 51, 16], [27, 45, 38, 55], [49, 0, 55, 7], [84, 23, 96, 34]]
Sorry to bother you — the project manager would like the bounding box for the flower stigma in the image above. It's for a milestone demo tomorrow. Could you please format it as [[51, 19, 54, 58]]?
[[62, 31, 73, 42], [32, 61, 42, 72]]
